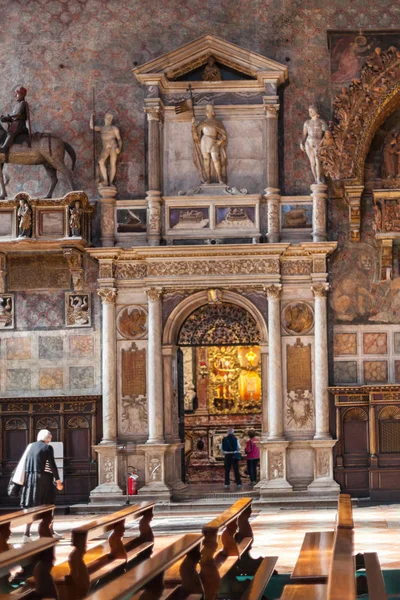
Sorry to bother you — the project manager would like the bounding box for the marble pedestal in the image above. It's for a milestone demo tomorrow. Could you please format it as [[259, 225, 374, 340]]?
[[256, 441, 293, 496], [90, 444, 124, 504], [98, 185, 117, 247], [136, 443, 173, 501], [308, 440, 340, 496]]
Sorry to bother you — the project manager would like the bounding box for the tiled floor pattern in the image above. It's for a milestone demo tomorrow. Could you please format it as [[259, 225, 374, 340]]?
[[8, 505, 400, 573]]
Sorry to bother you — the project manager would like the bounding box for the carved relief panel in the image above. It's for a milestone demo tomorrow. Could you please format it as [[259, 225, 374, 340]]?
[[119, 342, 148, 437], [284, 337, 314, 432]]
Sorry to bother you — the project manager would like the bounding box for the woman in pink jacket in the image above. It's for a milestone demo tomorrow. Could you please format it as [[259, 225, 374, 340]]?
[[245, 430, 260, 484]]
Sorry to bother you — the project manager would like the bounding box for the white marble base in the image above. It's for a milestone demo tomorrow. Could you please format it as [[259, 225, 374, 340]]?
[[308, 440, 340, 496], [136, 443, 173, 500], [256, 441, 293, 496], [90, 444, 124, 503]]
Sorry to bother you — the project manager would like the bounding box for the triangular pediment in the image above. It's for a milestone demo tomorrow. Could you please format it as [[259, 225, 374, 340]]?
[[133, 34, 288, 88]]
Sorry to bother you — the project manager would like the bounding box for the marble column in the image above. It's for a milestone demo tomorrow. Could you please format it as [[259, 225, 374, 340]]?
[[146, 107, 162, 247], [260, 343, 269, 440], [98, 287, 118, 444], [312, 283, 331, 440], [146, 287, 164, 443], [264, 103, 280, 243], [163, 344, 179, 442], [265, 284, 284, 440], [311, 183, 327, 242]]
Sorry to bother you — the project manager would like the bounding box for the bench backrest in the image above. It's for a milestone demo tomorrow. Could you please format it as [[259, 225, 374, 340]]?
[[84, 533, 203, 600], [327, 528, 356, 600], [337, 494, 353, 530], [0, 505, 54, 552], [0, 538, 57, 577]]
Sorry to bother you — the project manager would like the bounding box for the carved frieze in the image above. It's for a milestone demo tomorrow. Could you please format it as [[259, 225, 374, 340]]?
[[146, 258, 280, 277], [65, 292, 91, 328], [280, 259, 312, 276], [115, 263, 148, 280], [117, 306, 147, 339]]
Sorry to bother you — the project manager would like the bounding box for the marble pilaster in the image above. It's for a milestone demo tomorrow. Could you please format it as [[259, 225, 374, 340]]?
[[146, 287, 164, 443], [162, 344, 179, 443], [310, 183, 327, 242], [308, 440, 340, 495], [256, 441, 293, 495], [98, 185, 117, 247], [265, 284, 284, 440], [98, 287, 118, 444], [312, 283, 331, 440], [146, 106, 163, 246]]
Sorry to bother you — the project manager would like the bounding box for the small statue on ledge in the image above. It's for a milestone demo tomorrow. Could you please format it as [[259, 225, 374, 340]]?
[[192, 104, 227, 185], [301, 105, 328, 184], [17, 197, 32, 237], [90, 112, 122, 187], [202, 56, 222, 82], [69, 200, 82, 236]]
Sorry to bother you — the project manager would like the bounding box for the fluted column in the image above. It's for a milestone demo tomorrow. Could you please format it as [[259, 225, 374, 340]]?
[[311, 183, 327, 242], [98, 287, 118, 444], [312, 283, 331, 439], [264, 103, 280, 243], [146, 287, 164, 443], [146, 107, 162, 246], [266, 284, 284, 440]]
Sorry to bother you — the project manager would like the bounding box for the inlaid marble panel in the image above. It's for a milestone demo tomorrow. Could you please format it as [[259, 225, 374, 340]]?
[[333, 333, 357, 356], [363, 333, 387, 355], [6, 369, 31, 390], [395, 361, 400, 383], [333, 361, 357, 385], [39, 336, 64, 360], [394, 332, 400, 354], [6, 338, 31, 360], [69, 366, 94, 389], [39, 368, 64, 390], [69, 335, 94, 357], [363, 361, 388, 383]]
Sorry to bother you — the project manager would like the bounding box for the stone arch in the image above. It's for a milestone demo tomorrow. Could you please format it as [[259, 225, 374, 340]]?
[[162, 289, 268, 346], [321, 46, 400, 185]]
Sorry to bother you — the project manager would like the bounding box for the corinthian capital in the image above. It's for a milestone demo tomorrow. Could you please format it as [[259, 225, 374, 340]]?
[[145, 107, 162, 122], [98, 287, 118, 304], [265, 104, 280, 118], [311, 282, 329, 297], [265, 283, 282, 299], [146, 287, 163, 302]]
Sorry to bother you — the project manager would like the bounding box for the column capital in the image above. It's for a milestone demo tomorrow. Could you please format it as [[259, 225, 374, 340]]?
[[264, 103, 280, 118], [146, 287, 163, 302], [98, 287, 118, 304], [264, 283, 282, 299], [311, 282, 329, 297], [145, 107, 163, 122]]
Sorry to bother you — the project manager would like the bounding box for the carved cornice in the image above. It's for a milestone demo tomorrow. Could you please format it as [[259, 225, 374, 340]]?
[[264, 283, 282, 299], [311, 282, 329, 297], [98, 287, 118, 304], [320, 46, 400, 183]]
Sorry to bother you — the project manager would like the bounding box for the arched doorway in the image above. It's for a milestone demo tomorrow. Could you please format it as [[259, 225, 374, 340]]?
[[162, 290, 268, 487]]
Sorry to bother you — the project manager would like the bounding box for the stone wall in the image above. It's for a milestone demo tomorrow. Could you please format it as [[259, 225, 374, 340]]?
[[1, 1, 397, 199]]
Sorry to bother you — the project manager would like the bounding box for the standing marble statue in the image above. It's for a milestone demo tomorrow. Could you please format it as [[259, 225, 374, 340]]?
[[192, 104, 227, 185], [17, 197, 31, 237], [90, 113, 122, 187], [69, 200, 82, 236], [300, 105, 328, 184]]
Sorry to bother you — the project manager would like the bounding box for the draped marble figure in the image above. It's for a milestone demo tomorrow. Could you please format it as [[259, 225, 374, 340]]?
[[191, 104, 227, 184]]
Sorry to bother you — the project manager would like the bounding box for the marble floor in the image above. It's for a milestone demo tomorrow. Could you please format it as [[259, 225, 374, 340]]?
[[8, 504, 400, 573]]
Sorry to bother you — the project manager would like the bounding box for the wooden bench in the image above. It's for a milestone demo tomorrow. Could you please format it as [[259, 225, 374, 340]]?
[[362, 552, 387, 600], [281, 525, 356, 600], [83, 533, 204, 600], [0, 537, 58, 599], [0, 506, 55, 552], [52, 502, 154, 600], [290, 493, 352, 584]]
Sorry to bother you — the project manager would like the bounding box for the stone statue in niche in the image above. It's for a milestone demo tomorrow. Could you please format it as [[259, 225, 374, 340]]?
[[17, 197, 32, 237], [69, 200, 82, 236], [0, 295, 13, 328], [300, 105, 328, 184], [381, 133, 398, 179], [90, 112, 122, 187], [66, 293, 90, 327], [192, 104, 227, 185], [202, 56, 222, 82]]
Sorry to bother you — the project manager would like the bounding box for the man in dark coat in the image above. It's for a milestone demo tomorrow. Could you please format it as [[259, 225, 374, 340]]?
[[221, 427, 242, 489], [20, 429, 63, 542]]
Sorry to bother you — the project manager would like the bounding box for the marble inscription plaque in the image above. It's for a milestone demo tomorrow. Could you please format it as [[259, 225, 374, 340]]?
[[8, 256, 70, 291], [38, 210, 64, 236], [122, 345, 146, 396], [287, 339, 312, 392], [0, 211, 13, 236], [69, 366, 94, 389], [6, 338, 31, 360]]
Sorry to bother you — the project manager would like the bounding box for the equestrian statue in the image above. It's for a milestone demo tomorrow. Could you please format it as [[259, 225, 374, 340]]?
[[0, 87, 76, 199]]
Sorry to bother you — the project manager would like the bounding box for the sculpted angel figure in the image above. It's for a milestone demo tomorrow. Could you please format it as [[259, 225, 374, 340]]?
[[191, 104, 227, 185], [301, 105, 328, 183]]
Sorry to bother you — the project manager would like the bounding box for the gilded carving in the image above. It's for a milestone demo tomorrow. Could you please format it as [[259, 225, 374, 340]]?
[[281, 260, 312, 276], [0, 294, 14, 329], [63, 248, 83, 270], [99, 263, 114, 279], [313, 257, 326, 273], [282, 302, 314, 335], [67, 416, 89, 429], [115, 263, 147, 280], [117, 306, 147, 339], [147, 258, 280, 277], [121, 343, 146, 397], [66, 292, 91, 327], [269, 452, 283, 479], [98, 287, 117, 304]]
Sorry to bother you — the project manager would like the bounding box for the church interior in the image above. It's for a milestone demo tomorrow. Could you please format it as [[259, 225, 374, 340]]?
[[2, 1, 400, 598]]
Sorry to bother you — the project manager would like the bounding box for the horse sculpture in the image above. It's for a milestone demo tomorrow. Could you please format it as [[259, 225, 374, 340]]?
[[0, 123, 76, 199]]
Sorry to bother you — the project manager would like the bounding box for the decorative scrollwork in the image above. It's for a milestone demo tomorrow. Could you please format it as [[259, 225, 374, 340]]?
[[343, 407, 368, 422], [5, 418, 27, 430], [36, 417, 58, 430], [379, 405, 400, 420], [67, 416, 89, 429]]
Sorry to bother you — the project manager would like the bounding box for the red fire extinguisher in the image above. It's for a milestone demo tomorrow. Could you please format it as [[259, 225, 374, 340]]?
[[127, 466, 138, 496]]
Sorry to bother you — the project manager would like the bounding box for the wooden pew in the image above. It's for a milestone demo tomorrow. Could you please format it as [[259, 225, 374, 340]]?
[[83, 533, 204, 600], [0, 537, 58, 599], [0, 506, 55, 552], [363, 552, 388, 600], [290, 493, 352, 584], [52, 502, 154, 600]]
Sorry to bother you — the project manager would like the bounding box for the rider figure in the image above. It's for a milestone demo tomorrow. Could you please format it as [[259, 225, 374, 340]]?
[[0, 87, 30, 154]]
